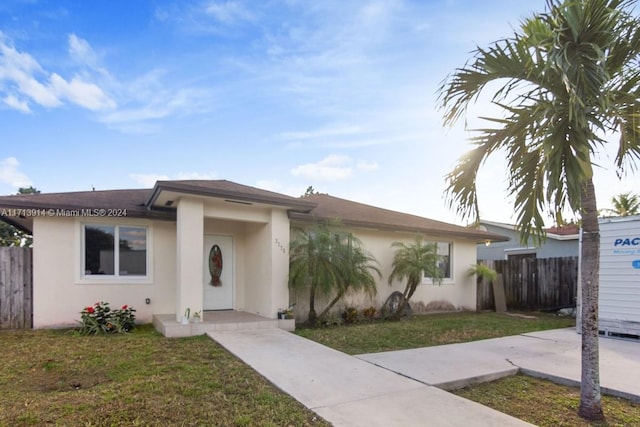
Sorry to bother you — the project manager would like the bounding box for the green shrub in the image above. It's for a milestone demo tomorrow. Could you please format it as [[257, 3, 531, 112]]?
[[341, 307, 359, 324], [362, 306, 377, 319], [79, 301, 136, 335]]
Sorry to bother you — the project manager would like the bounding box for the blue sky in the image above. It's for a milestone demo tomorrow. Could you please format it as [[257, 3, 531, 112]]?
[[0, 0, 636, 225]]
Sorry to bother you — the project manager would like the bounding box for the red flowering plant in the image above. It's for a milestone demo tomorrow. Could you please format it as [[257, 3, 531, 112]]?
[[79, 301, 136, 335]]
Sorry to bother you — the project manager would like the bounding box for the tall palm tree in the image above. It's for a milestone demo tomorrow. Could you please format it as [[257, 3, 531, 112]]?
[[601, 192, 640, 216], [438, 0, 640, 420], [289, 223, 380, 325], [387, 236, 443, 318]]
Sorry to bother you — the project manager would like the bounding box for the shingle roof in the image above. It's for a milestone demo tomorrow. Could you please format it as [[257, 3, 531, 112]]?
[[0, 189, 167, 233], [290, 194, 508, 243], [147, 180, 316, 211], [0, 181, 507, 242]]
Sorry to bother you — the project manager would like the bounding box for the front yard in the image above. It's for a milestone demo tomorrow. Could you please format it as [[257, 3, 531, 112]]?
[[0, 325, 328, 427], [3, 312, 637, 427]]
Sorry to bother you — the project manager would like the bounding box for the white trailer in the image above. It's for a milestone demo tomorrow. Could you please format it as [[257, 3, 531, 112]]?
[[586, 215, 640, 339]]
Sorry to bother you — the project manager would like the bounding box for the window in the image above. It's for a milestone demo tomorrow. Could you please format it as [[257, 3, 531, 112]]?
[[84, 224, 148, 277], [424, 241, 452, 281], [436, 242, 452, 279]]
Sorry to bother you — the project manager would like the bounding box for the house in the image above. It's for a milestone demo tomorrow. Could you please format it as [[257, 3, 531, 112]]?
[[477, 220, 580, 261], [0, 180, 506, 334]]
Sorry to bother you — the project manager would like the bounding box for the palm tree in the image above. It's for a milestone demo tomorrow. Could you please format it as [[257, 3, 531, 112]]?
[[438, 0, 640, 420], [601, 192, 640, 216], [289, 223, 380, 325], [316, 241, 381, 321], [387, 236, 443, 318]]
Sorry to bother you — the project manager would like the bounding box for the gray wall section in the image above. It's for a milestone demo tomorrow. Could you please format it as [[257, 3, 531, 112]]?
[[477, 223, 579, 260]]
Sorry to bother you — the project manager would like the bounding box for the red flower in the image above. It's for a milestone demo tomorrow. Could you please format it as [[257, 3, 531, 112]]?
[[86, 306, 95, 314], [122, 305, 128, 310]]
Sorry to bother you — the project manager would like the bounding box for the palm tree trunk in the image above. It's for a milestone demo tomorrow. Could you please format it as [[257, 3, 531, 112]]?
[[395, 280, 418, 319], [308, 285, 317, 325], [317, 290, 345, 321], [578, 178, 604, 421]]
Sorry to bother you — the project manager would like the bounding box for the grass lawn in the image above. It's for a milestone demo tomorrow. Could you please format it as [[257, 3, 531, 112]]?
[[295, 311, 576, 355], [0, 325, 329, 427], [454, 374, 640, 427]]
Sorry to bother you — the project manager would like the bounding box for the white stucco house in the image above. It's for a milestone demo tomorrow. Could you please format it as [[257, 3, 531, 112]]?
[[0, 180, 505, 335]]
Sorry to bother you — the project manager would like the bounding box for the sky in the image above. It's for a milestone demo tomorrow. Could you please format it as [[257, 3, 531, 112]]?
[[1, 0, 638, 226]]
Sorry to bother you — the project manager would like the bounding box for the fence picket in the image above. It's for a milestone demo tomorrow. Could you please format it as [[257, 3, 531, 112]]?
[[477, 257, 578, 311]]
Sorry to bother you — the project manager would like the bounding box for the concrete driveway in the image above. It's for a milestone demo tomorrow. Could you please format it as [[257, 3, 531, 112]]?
[[209, 327, 639, 426]]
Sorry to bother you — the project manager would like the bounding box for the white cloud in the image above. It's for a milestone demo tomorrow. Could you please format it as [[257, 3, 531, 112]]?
[[3, 94, 30, 113], [205, 1, 255, 24], [291, 155, 353, 182], [0, 157, 32, 188], [50, 73, 116, 111], [68, 33, 99, 68], [0, 37, 61, 108], [0, 33, 115, 112]]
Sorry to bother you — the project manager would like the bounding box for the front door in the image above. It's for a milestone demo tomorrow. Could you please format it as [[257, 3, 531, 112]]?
[[203, 235, 233, 310]]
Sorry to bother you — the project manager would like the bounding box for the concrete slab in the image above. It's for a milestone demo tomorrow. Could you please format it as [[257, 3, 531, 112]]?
[[358, 328, 640, 402], [517, 329, 640, 402], [208, 328, 532, 426]]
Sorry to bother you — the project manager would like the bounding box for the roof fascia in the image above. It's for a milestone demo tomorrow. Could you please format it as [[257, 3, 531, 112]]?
[[290, 214, 509, 243], [147, 182, 315, 212]]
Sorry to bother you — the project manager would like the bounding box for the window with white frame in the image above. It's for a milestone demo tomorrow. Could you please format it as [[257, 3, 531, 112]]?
[[83, 224, 148, 277], [424, 241, 452, 281]]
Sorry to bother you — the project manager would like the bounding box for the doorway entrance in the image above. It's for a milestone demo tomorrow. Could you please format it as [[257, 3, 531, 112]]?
[[203, 235, 234, 310]]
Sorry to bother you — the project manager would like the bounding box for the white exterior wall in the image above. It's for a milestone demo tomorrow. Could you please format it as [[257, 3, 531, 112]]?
[[291, 227, 479, 320], [32, 216, 176, 328], [176, 198, 204, 321], [597, 216, 640, 336], [269, 209, 292, 316]]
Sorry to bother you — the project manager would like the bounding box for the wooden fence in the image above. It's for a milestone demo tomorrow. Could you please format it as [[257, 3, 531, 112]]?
[[477, 257, 578, 311], [0, 247, 33, 329]]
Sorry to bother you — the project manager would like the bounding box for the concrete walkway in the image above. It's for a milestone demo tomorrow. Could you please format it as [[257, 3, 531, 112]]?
[[209, 328, 533, 426], [209, 328, 639, 426], [358, 328, 640, 403]]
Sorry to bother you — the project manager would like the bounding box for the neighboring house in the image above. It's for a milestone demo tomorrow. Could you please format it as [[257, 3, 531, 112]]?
[[477, 220, 580, 261], [0, 180, 505, 331]]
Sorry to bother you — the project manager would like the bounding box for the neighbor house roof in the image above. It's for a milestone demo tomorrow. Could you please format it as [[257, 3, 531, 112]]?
[[479, 220, 580, 241], [290, 194, 508, 243]]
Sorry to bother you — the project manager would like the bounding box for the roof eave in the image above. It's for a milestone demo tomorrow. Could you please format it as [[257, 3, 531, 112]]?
[[289, 213, 509, 243], [148, 181, 316, 212]]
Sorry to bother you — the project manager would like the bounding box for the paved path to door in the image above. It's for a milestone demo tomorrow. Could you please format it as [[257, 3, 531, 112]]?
[[208, 328, 533, 426]]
